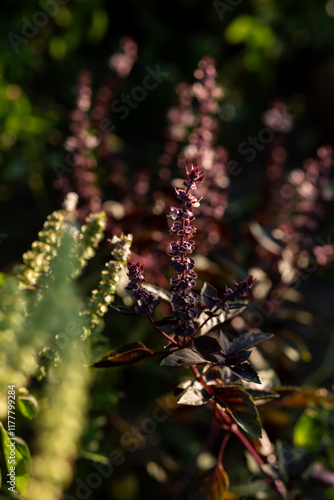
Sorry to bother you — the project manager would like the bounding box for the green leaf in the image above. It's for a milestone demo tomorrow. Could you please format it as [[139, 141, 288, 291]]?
[[294, 412, 322, 448], [161, 348, 206, 367], [91, 341, 156, 367], [230, 332, 273, 352], [80, 451, 111, 464], [215, 386, 262, 438], [17, 394, 38, 420], [225, 15, 276, 50], [0, 422, 30, 495], [177, 380, 212, 406]]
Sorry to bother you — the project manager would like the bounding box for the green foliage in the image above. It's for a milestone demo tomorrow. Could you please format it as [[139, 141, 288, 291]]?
[[294, 403, 334, 469], [17, 394, 38, 420], [0, 422, 31, 496], [0, 203, 132, 499]]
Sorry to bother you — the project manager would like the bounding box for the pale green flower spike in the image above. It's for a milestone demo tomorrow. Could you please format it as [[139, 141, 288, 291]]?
[[82, 233, 132, 338], [15, 192, 107, 289]]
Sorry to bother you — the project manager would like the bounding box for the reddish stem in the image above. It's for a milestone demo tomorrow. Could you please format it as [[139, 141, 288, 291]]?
[[190, 365, 287, 500], [146, 310, 179, 345]]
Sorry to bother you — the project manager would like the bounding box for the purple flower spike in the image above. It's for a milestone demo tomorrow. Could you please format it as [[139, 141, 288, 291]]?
[[126, 262, 157, 316], [169, 165, 204, 339]]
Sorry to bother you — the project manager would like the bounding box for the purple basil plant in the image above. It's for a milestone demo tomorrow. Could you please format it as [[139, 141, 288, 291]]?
[[93, 164, 291, 499]]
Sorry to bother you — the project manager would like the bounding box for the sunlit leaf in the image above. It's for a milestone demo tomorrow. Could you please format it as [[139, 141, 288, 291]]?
[[230, 332, 273, 352], [293, 412, 322, 448], [142, 283, 172, 302], [274, 387, 334, 408], [229, 363, 261, 384], [198, 310, 227, 335], [0, 423, 30, 495], [80, 451, 111, 464], [246, 389, 280, 401], [196, 463, 231, 500], [215, 386, 262, 437], [161, 348, 206, 367], [91, 341, 156, 367], [201, 282, 219, 309], [219, 332, 230, 353], [198, 306, 246, 336], [17, 394, 38, 420], [225, 15, 276, 50], [177, 380, 212, 406]]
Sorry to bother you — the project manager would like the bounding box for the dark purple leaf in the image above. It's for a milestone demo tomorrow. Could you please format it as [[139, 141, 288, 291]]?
[[246, 389, 280, 401], [215, 386, 262, 437], [219, 331, 230, 354], [110, 305, 136, 315], [161, 348, 207, 367], [229, 363, 261, 384], [154, 316, 177, 326], [91, 342, 156, 368], [194, 336, 221, 353], [201, 282, 219, 309], [230, 332, 273, 352]]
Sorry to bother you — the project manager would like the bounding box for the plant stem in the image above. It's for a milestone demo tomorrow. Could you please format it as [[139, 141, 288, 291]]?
[[217, 431, 231, 465], [146, 310, 179, 345], [190, 364, 287, 500]]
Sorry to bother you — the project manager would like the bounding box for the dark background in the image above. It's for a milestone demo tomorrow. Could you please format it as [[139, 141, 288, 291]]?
[[1, 0, 334, 268]]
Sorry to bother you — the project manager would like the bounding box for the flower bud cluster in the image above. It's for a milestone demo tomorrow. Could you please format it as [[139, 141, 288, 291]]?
[[169, 165, 204, 337], [206, 275, 255, 312], [126, 262, 157, 316], [83, 233, 132, 337], [224, 275, 255, 302]]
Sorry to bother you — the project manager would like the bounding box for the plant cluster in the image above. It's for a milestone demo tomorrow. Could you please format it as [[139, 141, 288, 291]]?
[[0, 194, 132, 499], [92, 165, 334, 499], [1, 48, 334, 500]]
